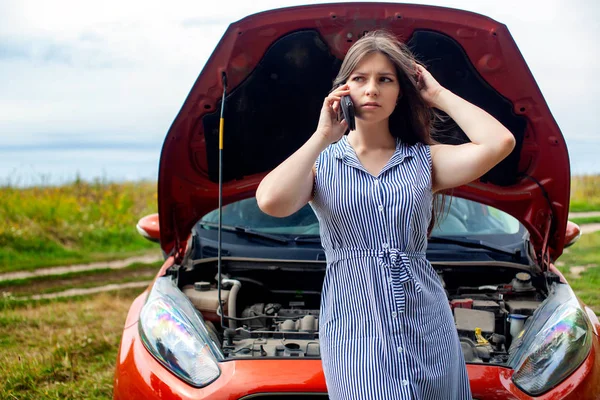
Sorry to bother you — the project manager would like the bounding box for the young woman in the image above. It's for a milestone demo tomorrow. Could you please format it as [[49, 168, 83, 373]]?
[[256, 30, 515, 400]]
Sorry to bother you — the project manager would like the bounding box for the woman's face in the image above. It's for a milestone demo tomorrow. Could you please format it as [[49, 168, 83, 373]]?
[[347, 51, 401, 124]]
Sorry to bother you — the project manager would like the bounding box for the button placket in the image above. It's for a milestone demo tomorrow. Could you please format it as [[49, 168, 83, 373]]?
[[390, 288, 409, 386], [372, 176, 391, 250], [395, 336, 410, 388]]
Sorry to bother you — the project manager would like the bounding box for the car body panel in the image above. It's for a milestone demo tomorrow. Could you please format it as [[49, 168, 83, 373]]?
[[114, 288, 600, 399], [136, 214, 160, 243]]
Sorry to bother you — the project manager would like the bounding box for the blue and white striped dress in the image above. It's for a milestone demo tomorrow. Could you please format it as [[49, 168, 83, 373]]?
[[310, 135, 472, 399]]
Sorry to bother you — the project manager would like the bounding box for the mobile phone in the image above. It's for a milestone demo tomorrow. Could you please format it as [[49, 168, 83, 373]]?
[[339, 95, 356, 131]]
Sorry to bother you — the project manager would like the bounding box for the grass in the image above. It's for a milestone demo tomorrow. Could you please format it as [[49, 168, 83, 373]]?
[[0, 288, 143, 399], [570, 175, 600, 212], [0, 173, 595, 275], [0, 179, 159, 273], [556, 230, 600, 313], [570, 216, 600, 225]]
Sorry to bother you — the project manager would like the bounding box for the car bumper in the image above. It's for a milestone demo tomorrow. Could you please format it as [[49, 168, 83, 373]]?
[[114, 294, 600, 400]]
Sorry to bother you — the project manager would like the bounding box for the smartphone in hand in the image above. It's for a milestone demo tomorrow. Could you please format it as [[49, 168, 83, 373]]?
[[339, 95, 356, 131]]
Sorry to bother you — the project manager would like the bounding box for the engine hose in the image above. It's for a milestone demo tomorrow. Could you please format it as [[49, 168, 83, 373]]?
[[221, 278, 241, 329]]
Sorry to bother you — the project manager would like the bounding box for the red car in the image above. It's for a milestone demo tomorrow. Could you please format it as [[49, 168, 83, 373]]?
[[114, 3, 600, 399]]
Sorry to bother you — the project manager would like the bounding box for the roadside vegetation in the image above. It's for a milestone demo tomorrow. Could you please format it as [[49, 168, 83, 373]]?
[[556, 230, 600, 313], [571, 216, 600, 225], [0, 174, 597, 274], [570, 174, 600, 212], [0, 289, 141, 400], [0, 179, 159, 273]]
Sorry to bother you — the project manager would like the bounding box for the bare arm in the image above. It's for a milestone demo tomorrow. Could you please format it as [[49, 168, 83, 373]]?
[[256, 133, 328, 217], [257, 84, 350, 217], [430, 89, 515, 192], [414, 65, 515, 192]]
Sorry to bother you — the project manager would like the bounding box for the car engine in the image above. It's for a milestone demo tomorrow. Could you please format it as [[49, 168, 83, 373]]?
[[179, 262, 546, 364]]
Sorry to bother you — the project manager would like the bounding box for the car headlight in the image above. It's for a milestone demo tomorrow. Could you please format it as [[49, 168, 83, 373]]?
[[139, 276, 221, 387], [510, 284, 592, 396]]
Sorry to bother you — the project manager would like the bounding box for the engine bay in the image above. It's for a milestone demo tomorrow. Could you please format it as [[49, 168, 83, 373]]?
[[176, 259, 549, 364]]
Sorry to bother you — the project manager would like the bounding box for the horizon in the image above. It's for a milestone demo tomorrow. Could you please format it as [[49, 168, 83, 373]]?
[[2, 135, 598, 188]]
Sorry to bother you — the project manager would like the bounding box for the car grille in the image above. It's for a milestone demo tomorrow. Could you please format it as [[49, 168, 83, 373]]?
[[238, 392, 476, 399], [238, 394, 328, 399]]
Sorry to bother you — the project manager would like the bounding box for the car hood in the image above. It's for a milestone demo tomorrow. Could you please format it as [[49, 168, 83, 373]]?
[[158, 3, 570, 265]]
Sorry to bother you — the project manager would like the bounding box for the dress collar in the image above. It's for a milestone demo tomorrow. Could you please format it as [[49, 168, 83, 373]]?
[[332, 135, 416, 177]]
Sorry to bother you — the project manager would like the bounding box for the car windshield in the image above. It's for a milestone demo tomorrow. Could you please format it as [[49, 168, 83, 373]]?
[[199, 196, 521, 237]]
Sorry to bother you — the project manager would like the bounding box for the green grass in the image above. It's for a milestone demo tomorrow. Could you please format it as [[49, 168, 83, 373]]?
[[556, 230, 600, 313], [570, 203, 600, 213], [570, 216, 600, 225], [0, 180, 159, 273], [570, 175, 600, 212], [0, 288, 143, 399], [0, 173, 595, 274]]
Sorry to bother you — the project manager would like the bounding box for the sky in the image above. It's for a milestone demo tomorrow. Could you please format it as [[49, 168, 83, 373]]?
[[0, 0, 598, 185]]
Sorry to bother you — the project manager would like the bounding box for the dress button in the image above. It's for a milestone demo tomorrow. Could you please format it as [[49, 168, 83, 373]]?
[[382, 243, 389, 249], [397, 346, 403, 353], [387, 277, 393, 284], [392, 311, 398, 318], [374, 179, 379, 185], [378, 205, 384, 212], [401, 379, 409, 387]]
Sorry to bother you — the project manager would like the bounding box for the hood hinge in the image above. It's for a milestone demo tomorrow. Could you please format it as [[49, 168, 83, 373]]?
[[172, 207, 185, 265]]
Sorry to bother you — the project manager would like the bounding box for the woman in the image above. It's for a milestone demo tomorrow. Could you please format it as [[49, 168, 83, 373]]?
[[256, 30, 515, 400]]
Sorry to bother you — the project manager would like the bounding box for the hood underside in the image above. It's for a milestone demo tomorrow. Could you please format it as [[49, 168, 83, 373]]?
[[158, 3, 570, 263]]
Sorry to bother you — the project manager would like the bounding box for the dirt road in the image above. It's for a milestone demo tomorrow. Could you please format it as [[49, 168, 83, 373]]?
[[0, 253, 163, 282]]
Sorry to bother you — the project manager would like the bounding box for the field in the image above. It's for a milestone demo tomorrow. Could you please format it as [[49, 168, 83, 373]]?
[[0, 289, 141, 400], [0, 180, 158, 273], [556, 231, 600, 312], [570, 175, 600, 212], [0, 174, 597, 273]]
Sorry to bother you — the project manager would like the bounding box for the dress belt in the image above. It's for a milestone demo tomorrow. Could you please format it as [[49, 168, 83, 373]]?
[[325, 248, 424, 313]]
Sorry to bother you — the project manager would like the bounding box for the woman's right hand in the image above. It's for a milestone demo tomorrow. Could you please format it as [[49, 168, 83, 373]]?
[[315, 84, 351, 144]]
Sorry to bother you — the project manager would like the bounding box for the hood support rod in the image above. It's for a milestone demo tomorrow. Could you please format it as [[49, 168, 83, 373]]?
[[217, 71, 228, 330]]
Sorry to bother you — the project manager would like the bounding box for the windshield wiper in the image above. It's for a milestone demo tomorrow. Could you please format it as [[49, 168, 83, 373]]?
[[292, 235, 322, 243], [428, 235, 520, 259], [199, 222, 290, 244]]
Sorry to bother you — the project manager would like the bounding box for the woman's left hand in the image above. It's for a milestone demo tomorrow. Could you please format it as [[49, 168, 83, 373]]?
[[415, 64, 445, 108]]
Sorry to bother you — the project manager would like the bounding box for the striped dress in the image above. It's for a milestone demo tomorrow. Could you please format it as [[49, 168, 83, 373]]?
[[310, 135, 472, 400]]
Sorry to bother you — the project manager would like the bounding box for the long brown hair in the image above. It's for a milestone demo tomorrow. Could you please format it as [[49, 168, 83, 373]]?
[[332, 30, 449, 233]]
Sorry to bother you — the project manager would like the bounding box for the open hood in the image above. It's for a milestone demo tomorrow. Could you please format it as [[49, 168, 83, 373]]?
[[158, 2, 570, 266]]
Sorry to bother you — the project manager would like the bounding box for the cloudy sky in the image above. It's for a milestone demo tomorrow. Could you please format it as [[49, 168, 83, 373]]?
[[1, 0, 598, 184]]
